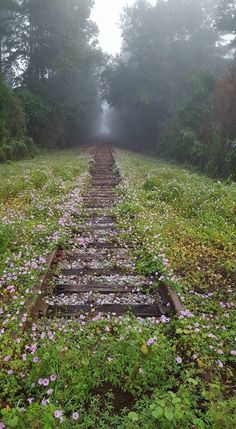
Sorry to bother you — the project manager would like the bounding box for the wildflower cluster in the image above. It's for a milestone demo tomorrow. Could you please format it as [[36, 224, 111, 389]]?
[[0, 148, 235, 428]]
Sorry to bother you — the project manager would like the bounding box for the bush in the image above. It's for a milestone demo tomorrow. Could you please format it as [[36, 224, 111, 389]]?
[[0, 138, 36, 163], [159, 183, 184, 203], [0, 147, 7, 163], [16, 88, 51, 145], [143, 177, 159, 191], [31, 170, 49, 189], [0, 79, 26, 142], [226, 139, 236, 180], [0, 79, 37, 163], [11, 139, 28, 160]]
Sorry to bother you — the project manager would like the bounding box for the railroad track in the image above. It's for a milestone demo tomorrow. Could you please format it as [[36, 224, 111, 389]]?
[[32, 143, 183, 321]]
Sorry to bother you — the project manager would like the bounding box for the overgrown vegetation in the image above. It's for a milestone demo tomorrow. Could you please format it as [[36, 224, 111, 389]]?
[[0, 0, 102, 162], [0, 78, 36, 162], [0, 149, 235, 428], [115, 150, 236, 295], [0, 149, 89, 310], [0, 0, 235, 427], [104, 0, 236, 179]]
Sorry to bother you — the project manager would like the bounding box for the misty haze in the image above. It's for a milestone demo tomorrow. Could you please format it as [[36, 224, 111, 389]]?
[[0, 1, 235, 428]]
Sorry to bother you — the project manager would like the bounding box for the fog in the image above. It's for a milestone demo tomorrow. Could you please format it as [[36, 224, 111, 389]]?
[[99, 103, 111, 136], [92, 0, 157, 54], [0, 0, 235, 177]]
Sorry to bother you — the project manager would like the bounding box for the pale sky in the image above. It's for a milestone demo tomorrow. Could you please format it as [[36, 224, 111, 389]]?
[[91, 0, 156, 55]]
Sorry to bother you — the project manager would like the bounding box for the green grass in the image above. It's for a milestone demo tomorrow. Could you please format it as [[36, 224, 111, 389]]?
[[0, 151, 88, 201], [0, 149, 89, 327], [115, 150, 236, 291], [0, 148, 235, 429]]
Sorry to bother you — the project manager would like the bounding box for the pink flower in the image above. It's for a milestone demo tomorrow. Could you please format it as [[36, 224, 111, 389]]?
[[42, 378, 49, 386], [38, 378, 44, 385], [30, 344, 37, 354], [50, 374, 57, 382], [230, 350, 236, 356], [27, 398, 34, 404], [160, 315, 170, 323], [208, 333, 218, 340], [31, 262, 38, 270], [176, 357, 182, 364], [33, 357, 40, 363], [216, 359, 224, 368], [72, 412, 79, 420], [47, 389, 54, 396], [41, 398, 49, 406], [54, 410, 63, 419], [147, 338, 156, 347], [0, 422, 5, 429], [4, 355, 10, 362]]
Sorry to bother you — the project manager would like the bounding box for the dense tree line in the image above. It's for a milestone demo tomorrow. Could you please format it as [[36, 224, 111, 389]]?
[[104, 0, 236, 179], [0, 0, 101, 162]]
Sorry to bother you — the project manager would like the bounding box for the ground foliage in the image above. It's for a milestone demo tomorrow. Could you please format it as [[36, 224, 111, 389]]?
[[0, 150, 235, 428]]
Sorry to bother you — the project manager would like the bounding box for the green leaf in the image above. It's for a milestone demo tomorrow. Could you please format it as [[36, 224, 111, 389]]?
[[174, 409, 184, 420], [81, 358, 89, 367], [164, 407, 174, 421], [128, 412, 139, 422], [152, 407, 164, 420], [150, 404, 156, 410], [157, 400, 166, 408], [6, 416, 19, 428], [172, 397, 181, 404], [141, 343, 148, 354], [187, 377, 198, 386]]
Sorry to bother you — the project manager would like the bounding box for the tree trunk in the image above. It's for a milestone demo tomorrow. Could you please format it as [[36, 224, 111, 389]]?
[[0, 36, 2, 76]]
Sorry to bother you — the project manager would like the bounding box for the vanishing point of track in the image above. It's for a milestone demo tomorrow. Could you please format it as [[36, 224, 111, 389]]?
[[29, 143, 183, 322]]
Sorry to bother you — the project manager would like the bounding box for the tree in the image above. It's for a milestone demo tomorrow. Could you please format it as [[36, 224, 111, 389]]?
[[1, 0, 103, 156], [103, 0, 236, 178], [0, 0, 19, 76], [104, 0, 226, 150], [213, 62, 236, 140], [16, 0, 102, 145], [217, 0, 236, 50]]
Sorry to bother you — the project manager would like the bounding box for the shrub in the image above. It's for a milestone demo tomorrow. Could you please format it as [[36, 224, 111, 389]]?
[[143, 177, 159, 191], [0, 79, 26, 142], [11, 139, 28, 160], [0, 79, 38, 163], [0, 147, 7, 163], [16, 88, 51, 145], [31, 170, 49, 189], [159, 183, 184, 203], [226, 139, 236, 180]]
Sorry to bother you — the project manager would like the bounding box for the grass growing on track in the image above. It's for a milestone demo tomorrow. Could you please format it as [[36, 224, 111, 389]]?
[[0, 148, 236, 429], [0, 150, 89, 315]]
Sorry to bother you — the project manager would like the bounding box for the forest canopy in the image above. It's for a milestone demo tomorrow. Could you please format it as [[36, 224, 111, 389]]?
[[103, 0, 236, 179], [0, 0, 236, 179], [0, 0, 102, 161]]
